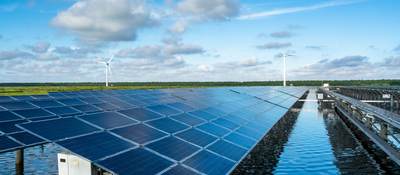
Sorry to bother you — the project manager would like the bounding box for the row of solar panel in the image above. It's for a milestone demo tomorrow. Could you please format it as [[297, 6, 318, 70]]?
[[1, 87, 306, 175]]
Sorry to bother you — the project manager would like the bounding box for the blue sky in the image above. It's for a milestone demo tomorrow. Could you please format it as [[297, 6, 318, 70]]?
[[0, 0, 399, 82]]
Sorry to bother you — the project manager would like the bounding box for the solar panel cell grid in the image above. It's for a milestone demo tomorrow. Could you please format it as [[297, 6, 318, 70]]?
[[189, 110, 218, 121], [176, 128, 217, 147], [57, 132, 135, 161], [224, 132, 256, 149], [18, 118, 100, 141], [57, 98, 86, 106], [207, 140, 247, 161], [183, 150, 234, 175], [146, 136, 200, 161], [118, 108, 163, 122], [0, 135, 22, 152], [170, 113, 205, 126], [0, 111, 23, 122], [0, 119, 28, 134], [147, 104, 182, 116], [97, 148, 174, 175], [30, 100, 64, 108], [78, 112, 137, 129], [197, 123, 230, 138], [13, 108, 54, 119], [146, 118, 189, 134], [0, 101, 37, 110], [9, 132, 46, 146], [45, 106, 81, 116], [161, 165, 200, 175], [111, 124, 167, 144]]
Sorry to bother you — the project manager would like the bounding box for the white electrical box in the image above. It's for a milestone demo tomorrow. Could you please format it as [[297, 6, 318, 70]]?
[[58, 153, 92, 175], [317, 93, 324, 100]]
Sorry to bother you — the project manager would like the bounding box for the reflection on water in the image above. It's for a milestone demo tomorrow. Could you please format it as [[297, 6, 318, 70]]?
[[0, 143, 62, 175], [274, 91, 382, 174]]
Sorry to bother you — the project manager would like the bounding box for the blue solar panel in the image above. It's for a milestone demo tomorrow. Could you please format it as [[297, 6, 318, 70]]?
[[212, 117, 240, 130], [78, 112, 136, 129], [71, 104, 101, 113], [30, 100, 63, 108], [0, 111, 22, 122], [19, 118, 100, 141], [166, 102, 195, 112], [176, 128, 217, 147], [0, 101, 37, 110], [189, 110, 218, 121], [0, 135, 22, 152], [197, 123, 230, 137], [147, 136, 199, 161], [162, 165, 200, 175], [29, 115, 59, 121], [79, 97, 104, 104], [118, 108, 163, 121], [93, 103, 119, 111], [57, 132, 135, 161], [58, 98, 86, 106], [9, 132, 46, 146], [183, 150, 234, 175], [147, 104, 182, 116], [207, 140, 247, 161], [170, 113, 205, 126], [13, 108, 54, 119], [45, 106, 80, 116], [0, 96, 15, 102], [97, 148, 174, 175], [146, 118, 189, 134], [224, 132, 256, 149], [111, 124, 167, 144], [0, 119, 27, 134], [235, 126, 264, 140], [12, 96, 35, 101]]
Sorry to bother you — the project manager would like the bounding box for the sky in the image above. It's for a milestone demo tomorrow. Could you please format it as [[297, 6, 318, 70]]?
[[0, 0, 399, 82]]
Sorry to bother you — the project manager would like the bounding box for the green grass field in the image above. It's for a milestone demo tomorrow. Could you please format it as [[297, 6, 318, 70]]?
[[0, 80, 399, 96]]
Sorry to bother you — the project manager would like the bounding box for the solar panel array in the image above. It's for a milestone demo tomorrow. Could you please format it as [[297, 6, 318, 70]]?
[[0, 87, 307, 175]]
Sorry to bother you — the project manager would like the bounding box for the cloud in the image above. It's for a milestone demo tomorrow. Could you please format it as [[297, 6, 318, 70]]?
[[51, 0, 158, 42], [170, 0, 240, 34], [270, 31, 293, 38], [305, 45, 323, 50], [177, 0, 240, 21], [257, 42, 292, 49], [115, 40, 204, 59], [54, 46, 101, 58], [26, 41, 51, 53], [394, 44, 400, 52], [197, 64, 214, 72], [0, 50, 33, 60], [381, 56, 400, 67], [238, 0, 364, 20]]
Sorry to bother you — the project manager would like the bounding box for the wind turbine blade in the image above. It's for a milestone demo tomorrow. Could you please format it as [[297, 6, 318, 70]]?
[[108, 55, 114, 63], [108, 65, 112, 75]]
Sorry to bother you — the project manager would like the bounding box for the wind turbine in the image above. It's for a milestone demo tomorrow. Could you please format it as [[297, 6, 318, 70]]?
[[282, 52, 295, 87], [98, 56, 113, 87]]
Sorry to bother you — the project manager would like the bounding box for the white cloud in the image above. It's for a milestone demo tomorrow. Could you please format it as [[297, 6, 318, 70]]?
[[257, 42, 292, 50], [177, 0, 240, 20], [0, 50, 33, 60], [27, 41, 51, 53], [51, 0, 158, 42], [238, 0, 364, 20]]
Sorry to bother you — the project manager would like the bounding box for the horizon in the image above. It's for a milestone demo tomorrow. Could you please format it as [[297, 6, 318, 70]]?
[[1, 0, 399, 82]]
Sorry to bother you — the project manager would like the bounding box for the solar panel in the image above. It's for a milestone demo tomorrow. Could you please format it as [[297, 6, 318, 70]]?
[[183, 150, 234, 175], [71, 104, 101, 113], [189, 110, 218, 121], [147, 104, 182, 116], [170, 113, 205, 126], [18, 118, 100, 141], [162, 165, 200, 175], [78, 112, 137, 129], [0, 135, 22, 153], [97, 148, 174, 175], [212, 117, 240, 130], [44, 106, 80, 116], [207, 139, 247, 161], [57, 132, 135, 161], [224, 132, 256, 149], [13, 108, 54, 119], [30, 100, 64, 108], [4, 87, 307, 174], [146, 118, 189, 134], [0, 101, 37, 110], [0, 119, 28, 134], [111, 124, 167, 144], [58, 98, 86, 106], [118, 108, 163, 121], [0, 111, 23, 122], [0, 96, 15, 102], [9, 132, 46, 146], [147, 136, 200, 161], [176, 128, 217, 147], [197, 123, 230, 138]]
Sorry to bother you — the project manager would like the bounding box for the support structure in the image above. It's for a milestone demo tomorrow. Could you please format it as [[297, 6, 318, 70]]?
[[16, 149, 24, 175]]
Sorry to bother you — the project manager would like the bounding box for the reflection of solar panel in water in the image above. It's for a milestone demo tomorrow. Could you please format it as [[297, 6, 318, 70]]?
[[0, 87, 307, 174]]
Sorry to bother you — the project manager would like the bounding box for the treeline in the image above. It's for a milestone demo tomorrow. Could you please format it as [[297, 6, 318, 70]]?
[[1, 79, 400, 87]]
